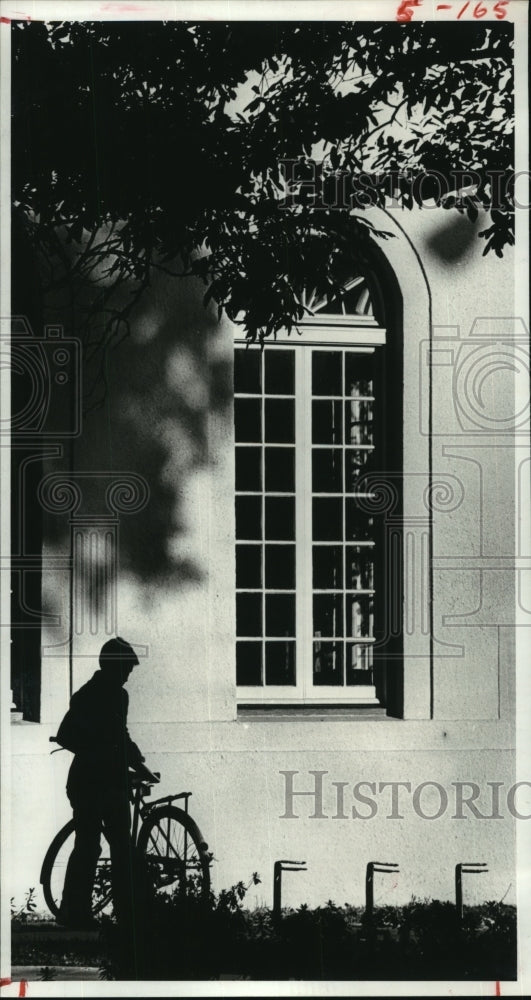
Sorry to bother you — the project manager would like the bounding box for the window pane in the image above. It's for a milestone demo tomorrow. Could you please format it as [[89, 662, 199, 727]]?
[[236, 641, 262, 686], [313, 641, 344, 685], [316, 293, 345, 316], [342, 282, 372, 317], [313, 498, 343, 541], [346, 546, 374, 590], [346, 643, 373, 684], [346, 597, 374, 638], [236, 593, 262, 637], [235, 398, 261, 442], [345, 449, 373, 491], [265, 641, 296, 685], [265, 545, 295, 589], [235, 349, 261, 394], [312, 351, 342, 396], [235, 496, 262, 540], [312, 400, 343, 444], [265, 448, 295, 492], [234, 342, 388, 701], [265, 399, 295, 443], [236, 447, 262, 492], [345, 354, 374, 397], [345, 400, 374, 446], [313, 594, 343, 637], [312, 449, 343, 493], [264, 350, 295, 395], [265, 497, 295, 540], [265, 594, 295, 636], [313, 545, 343, 589], [345, 500, 374, 542], [236, 545, 262, 589]]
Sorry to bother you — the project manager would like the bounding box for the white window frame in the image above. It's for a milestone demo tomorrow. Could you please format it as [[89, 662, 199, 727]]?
[[235, 311, 390, 706]]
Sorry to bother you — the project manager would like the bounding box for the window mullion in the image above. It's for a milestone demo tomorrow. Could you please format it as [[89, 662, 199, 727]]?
[[342, 349, 347, 686], [296, 348, 312, 701], [261, 351, 265, 684]]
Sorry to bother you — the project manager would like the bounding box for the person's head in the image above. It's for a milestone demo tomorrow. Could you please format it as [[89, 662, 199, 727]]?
[[99, 636, 139, 685]]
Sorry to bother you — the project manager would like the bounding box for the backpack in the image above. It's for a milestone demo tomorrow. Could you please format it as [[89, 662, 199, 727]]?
[[51, 680, 95, 755], [51, 706, 80, 754]]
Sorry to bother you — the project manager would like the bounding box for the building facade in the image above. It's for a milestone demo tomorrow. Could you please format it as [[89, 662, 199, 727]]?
[[9, 204, 521, 912]]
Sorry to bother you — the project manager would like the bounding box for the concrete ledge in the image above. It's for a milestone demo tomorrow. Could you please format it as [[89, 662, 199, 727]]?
[[12, 922, 100, 944], [11, 965, 101, 982]]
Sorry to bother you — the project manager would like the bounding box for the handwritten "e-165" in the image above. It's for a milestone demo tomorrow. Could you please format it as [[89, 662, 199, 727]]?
[[396, 0, 509, 20]]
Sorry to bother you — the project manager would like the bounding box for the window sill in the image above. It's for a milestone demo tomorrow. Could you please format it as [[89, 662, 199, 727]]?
[[237, 704, 390, 721]]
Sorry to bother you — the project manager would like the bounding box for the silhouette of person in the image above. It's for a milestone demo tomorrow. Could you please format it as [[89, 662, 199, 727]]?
[[58, 637, 159, 930]]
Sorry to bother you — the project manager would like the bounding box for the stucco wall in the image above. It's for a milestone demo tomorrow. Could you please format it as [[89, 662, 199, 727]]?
[[10, 720, 517, 909]]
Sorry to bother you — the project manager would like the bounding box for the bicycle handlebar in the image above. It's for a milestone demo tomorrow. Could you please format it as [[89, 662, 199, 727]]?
[[130, 769, 160, 789], [49, 738, 161, 786]]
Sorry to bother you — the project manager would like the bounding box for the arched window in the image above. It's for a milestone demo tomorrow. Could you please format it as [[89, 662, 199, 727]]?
[[301, 274, 376, 318], [234, 268, 402, 706]]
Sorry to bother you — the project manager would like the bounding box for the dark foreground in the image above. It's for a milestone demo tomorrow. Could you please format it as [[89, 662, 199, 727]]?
[[12, 896, 517, 982]]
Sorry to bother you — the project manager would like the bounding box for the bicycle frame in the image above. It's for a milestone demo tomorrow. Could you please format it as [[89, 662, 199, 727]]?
[[130, 783, 201, 885], [130, 778, 193, 845]]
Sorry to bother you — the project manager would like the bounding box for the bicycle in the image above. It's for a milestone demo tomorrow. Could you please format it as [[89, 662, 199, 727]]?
[[40, 764, 212, 920]]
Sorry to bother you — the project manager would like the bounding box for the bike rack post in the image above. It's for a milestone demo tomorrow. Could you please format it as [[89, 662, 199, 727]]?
[[365, 862, 399, 926], [455, 862, 488, 922], [273, 859, 307, 928]]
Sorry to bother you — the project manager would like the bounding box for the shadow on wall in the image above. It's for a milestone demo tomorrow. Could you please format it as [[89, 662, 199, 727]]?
[[41, 267, 233, 595], [424, 209, 481, 264]]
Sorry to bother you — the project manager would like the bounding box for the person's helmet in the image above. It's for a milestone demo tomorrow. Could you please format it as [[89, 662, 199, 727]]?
[[99, 636, 139, 671]]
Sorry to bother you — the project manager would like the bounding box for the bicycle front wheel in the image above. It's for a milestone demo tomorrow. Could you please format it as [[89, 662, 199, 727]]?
[[137, 806, 211, 901], [40, 820, 113, 920]]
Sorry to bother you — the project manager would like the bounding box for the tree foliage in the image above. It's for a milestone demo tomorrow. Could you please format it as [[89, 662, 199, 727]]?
[[12, 19, 514, 355]]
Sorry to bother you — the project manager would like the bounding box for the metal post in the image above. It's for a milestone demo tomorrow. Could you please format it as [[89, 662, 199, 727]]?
[[455, 864, 463, 922], [365, 862, 399, 927], [273, 859, 307, 928], [365, 864, 374, 924], [273, 861, 282, 924], [455, 863, 488, 923]]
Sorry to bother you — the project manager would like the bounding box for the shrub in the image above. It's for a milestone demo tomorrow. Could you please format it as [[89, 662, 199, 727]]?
[[14, 878, 513, 981], [99, 885, 516, 982]]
